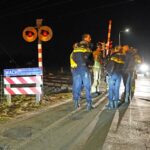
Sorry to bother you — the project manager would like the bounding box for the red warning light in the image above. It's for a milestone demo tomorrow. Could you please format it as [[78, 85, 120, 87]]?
[[41, 30, 49, 36], [26, 31, 34, 37], [22, 27, 37, 42]]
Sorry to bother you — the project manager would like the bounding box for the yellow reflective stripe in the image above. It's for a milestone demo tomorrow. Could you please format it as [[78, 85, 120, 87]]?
[[70, 48, 91, 68], [110, 57, 118, 61], [70, 52, 77, 68], [73, 48, 91, 53], [117, 60, 124, 64], [111, 57, 124, 64]]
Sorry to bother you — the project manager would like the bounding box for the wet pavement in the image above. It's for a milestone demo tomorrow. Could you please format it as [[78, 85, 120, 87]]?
[[102, 77, 150, 150], [0, 77, 149, 150]]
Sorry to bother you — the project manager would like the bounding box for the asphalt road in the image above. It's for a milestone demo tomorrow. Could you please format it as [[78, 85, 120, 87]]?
[[0, 76, 150, 150]]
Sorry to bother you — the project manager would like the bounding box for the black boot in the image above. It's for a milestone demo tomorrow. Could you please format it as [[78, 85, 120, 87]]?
[[106, 101, 114, 109], [114, 101, 118, 109], [74, 100, 79, 109]]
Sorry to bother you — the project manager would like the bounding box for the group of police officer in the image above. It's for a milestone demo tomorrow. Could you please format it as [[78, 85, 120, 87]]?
[[70, 34, 141, 111]]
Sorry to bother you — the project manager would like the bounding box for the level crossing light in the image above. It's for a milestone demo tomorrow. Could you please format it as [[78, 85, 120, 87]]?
[[119, 28, 130, 46]]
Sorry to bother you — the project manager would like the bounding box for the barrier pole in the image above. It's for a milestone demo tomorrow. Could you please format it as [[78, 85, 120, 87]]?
[[0, 75, 2, 102], [106, 20, 112, 55], [36, 19, 43, 103], [6, 83, 11, 105]]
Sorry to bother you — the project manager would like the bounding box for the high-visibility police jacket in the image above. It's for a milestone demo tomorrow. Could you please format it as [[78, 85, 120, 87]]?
[[105, 52, 125, 75], [70, 47, 93, 72]]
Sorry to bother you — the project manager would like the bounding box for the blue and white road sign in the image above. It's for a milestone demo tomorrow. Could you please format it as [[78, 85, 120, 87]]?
[[4, 67, 43, 76]]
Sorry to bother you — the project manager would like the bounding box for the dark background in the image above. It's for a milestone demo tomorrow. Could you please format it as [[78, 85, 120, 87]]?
[[0, 0, 150, 71]]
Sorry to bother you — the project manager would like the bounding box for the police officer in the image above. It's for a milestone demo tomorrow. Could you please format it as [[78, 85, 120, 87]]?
[[105, 46, 124, 109], [70, 35, 94, 111], [122, 45, 142, 103]]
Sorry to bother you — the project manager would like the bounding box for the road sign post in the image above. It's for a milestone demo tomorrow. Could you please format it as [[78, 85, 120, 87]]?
[[4, 67, 43, 104]]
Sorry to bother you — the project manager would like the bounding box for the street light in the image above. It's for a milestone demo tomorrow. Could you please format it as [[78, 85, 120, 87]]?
[[119, 28, 130, 46]]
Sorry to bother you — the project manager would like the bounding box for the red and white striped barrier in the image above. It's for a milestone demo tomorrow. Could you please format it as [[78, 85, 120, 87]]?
[[4, 76, 42, 85], [4, 67, 43, 103], [4, 87, 42, 95], [4, 76, 42, 95]]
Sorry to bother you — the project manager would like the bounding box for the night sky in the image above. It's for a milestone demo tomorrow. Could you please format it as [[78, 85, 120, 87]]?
[[0, 0, 150, 71]]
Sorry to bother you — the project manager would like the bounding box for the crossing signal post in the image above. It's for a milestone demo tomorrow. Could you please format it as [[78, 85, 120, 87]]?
[[36, 19, 43, 69], [22, 19, 53, 102], [22, 19, 53, 69]]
